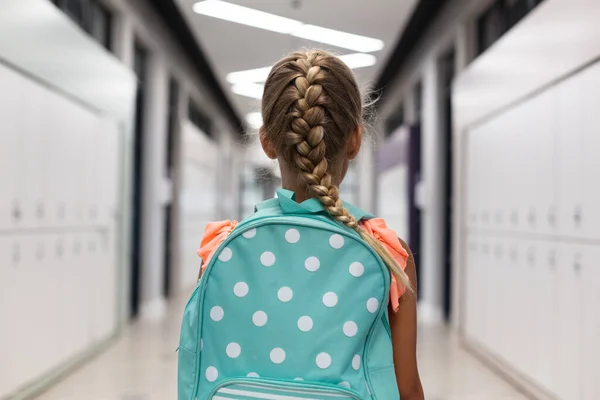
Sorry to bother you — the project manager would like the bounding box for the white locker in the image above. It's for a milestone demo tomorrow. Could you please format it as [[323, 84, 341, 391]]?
[[554, 244, 583, 400], [0, 65, 22, 230], [58, 233, 80, 362], [530, 242, 558, 394], [92, 229, 117, 341], [480, 240, 495, 351], [33, 234, 59, 376], [496, 238, 516, 363], [525, 92, 555, 235], [17, 79, 47, 229], [579, 64, 600, 240], [44, 94, 73, 228], [486, 239, 503, 356], [555, 73, 584, 239], [464, 238, 479, 339], [0, 237, 17, 398], [581, 245, 600, 400]]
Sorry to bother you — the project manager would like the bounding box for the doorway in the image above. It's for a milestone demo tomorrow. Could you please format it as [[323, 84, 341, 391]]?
[[130, 41, 149, 318], [411, 82, 423, 301], [440, 50, 456, 322], [163, 77, 179, 299]]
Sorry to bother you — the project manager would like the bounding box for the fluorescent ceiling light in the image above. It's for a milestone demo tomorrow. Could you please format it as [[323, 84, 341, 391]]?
[[245, 112, 263, 129], [231, 82, 264, 99], [227, 53, 376, 89], [227, 66, 271, 85], [338, 53, 377, 69], [193, 0, 302, 34], [291, 25, 384, 53], [193, 1, 384, 52]]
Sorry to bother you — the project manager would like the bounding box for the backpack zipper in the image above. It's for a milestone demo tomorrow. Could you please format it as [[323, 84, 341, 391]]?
[[191, 216, 391, 400]]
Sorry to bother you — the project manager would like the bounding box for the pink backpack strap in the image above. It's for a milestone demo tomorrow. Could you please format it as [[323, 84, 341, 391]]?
[[360, 218, 409, 312]]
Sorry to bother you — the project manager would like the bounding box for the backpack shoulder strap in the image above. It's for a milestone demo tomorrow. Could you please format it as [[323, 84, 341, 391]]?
[[254, 188, 375, 222]]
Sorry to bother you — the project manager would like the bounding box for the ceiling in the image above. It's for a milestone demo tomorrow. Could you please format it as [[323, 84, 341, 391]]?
[[175, 0, 418, 126]]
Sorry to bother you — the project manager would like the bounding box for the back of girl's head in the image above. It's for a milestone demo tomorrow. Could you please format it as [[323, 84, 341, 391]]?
[[260, 49, 412, 293]]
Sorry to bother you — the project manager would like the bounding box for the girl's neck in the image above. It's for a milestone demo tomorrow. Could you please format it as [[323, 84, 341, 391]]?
[[278, 159, 344, 203]]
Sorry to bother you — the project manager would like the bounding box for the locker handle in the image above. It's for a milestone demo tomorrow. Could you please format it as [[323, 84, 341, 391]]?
[[58, 203, 66, 220], [527, 248, 536, 265], [56, 242, 64, 258], [510, 210, 518, 225], [573, 205, 582, 227], [547, 206, 556, 226], [548, 251, 556, 270], [527, 209, 536, 226], [12, 202, 21, 221], [510, 248, 518, 262], [36, 243, 45, 260], [36, 202, 44, 220], [12, 244, 20, 265], [574, 254, 582, 274]]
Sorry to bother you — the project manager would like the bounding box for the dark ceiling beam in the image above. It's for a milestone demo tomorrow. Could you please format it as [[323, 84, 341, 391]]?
[[375, 0, 451, 103], [145, 0, 243, 134]]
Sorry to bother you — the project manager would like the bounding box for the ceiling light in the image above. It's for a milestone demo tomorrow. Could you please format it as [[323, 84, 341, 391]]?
[[227, 66, 272, 85], [231, 82, 264, 99], [245, 112, 263, 129], [291, 25, 384, 53], [193, 0, 302, 34], [338, 53, 377, 69], [227, 53, 376, 90], [193, 1, 384, 53]]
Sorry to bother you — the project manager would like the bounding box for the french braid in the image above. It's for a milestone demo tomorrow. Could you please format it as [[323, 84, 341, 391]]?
[[262, 50, 412, 293]]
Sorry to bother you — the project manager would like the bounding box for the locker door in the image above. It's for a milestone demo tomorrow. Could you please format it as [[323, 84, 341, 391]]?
[[465, 132, 478, 229], [581, 245, 600, 400], [495, 237, 515, 362], [18, 79, 47, 229], [501, 239, 520, 365], [487, 239, 503, 356], [0, 65, 21, 230], [34, 234, 57, 375], [59, 233, 79, 361], [0, 237, 17, 397], [478, 238, 494, 351], [464, 238, 479, 339], [527, 92, 556, 236], [515, 241, 537, 377], [531, 242, 558, 393], [579, 63, 600, 240], [555, 244, 583, 400], [104, 120, 121, 226], [555, 74, 583, 239], [45, 94, 72, 228]]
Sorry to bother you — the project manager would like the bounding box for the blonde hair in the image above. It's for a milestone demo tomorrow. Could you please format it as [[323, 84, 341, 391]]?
[[261, 50, 411, 293]]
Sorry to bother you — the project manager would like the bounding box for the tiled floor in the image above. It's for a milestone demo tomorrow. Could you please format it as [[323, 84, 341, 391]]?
[[36, 293, 528, 400]]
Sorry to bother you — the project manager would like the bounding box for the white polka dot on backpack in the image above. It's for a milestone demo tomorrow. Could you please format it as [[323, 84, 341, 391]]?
[[329, 234, 344, 249]]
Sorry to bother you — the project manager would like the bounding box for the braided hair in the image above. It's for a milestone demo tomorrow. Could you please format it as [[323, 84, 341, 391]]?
[[261, 50, 411, 292]]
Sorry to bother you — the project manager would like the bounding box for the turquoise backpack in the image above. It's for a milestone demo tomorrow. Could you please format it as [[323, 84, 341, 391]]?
[[178, 189, 400, 400]]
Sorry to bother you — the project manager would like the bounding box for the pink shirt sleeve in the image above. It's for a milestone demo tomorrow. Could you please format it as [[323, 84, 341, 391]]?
[[197, 220, 238, 275], [360, 218, 409, 312]]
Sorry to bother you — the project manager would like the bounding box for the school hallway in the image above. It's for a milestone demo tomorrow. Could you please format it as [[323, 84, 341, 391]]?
[[34, 292, 527, 400], [2, 1, 599, 399]]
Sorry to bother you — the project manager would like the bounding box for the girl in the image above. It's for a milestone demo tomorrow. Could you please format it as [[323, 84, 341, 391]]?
[[197, 50, 424, 400]]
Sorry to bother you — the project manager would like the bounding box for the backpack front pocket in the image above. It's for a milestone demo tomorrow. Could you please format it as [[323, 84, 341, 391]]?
[[208, 378, 363, 400]]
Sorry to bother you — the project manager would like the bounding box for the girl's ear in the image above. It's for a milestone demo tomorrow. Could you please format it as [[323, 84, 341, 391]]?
[[259, 127, 277, 160], [347, 125, 363, 160]]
